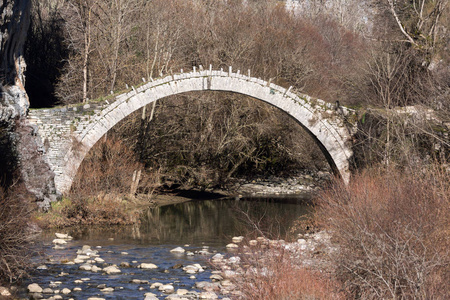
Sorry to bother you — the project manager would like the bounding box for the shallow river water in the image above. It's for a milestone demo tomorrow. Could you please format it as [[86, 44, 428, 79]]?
[[22, 197, 312, 299]]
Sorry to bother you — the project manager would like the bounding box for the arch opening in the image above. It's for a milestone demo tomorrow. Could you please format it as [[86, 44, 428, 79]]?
[[70, 91, 333, 195]]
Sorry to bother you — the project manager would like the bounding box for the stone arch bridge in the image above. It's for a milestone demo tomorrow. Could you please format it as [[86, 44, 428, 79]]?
[[28, 67, 357, 194]]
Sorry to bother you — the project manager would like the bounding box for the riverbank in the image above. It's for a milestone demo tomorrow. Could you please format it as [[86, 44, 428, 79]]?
[[33, 171, 328, 229]]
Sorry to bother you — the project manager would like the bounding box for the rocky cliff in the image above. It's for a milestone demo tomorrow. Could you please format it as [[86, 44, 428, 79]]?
[[1, 0, 57, 209], [1, 0, 30, 119]]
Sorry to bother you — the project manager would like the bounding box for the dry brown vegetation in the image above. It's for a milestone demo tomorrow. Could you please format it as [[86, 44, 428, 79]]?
[[0, 187, 34, 283], [34, 137, 157, 228], [316, 164, 449, 299], [233, 251, 344, 300]]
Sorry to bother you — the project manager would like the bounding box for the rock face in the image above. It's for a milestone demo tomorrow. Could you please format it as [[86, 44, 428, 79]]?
[[1, 0, 57, 209], [1, 0, 30, 120]]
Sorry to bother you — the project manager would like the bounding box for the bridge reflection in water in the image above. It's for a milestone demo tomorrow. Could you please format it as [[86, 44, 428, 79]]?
[[65, 197, 312, 246]]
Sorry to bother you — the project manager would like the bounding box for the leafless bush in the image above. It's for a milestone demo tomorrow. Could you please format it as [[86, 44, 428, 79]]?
[[230, 245, 344, 300], [71, 136, 143, 195], [316, 164, 449, 299], [48, 136, 158, 227], [0, 187, 34, 283]]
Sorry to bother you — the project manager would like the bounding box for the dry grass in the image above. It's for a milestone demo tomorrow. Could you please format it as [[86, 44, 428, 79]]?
[[316, 164, 449, 299]]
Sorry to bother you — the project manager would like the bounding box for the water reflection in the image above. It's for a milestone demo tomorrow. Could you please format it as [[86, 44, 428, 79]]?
[[138, 198, 312, 245], [49, 197, 312, 247]]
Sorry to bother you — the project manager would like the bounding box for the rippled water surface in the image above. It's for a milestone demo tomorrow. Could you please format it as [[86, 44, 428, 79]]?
[[23, 197, 312, 299]]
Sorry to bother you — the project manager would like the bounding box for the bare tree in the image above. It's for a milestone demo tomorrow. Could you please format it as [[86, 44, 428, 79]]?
[[58, 0, 100, 102]]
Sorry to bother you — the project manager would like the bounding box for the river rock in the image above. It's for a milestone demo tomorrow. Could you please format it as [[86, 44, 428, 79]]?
[[170, 247, 185, 253], [29, 293, 43, 299], [79, 263, 92, 271], [52, 239, 67, 245], [231, 236, 244, 243], [197, 249, 211, 255], [50, 295, 63, 300], [144, 292, 158, 300], [0, 287, 11, 296], [199, 291, 218, 299], [36, 265, 48, 270], [55, 233, 73, 240], [228, 256, 240, 264], [28, 283, 43, 293], [256, 237, 268, 243], [211, 253, 224, 262], [74, 280, 83, 284], [120, 262, 131, 267], [52, 281, 62, 287], [73, 287, 82, 292], [61, 288, 71, 294], [76, 254, 90, 260], [89, 265, 100, 272], [195, 281, 220, 291], [103, 265, 121, 274], [210, 274, 223, 282], [248, 240, 258, 246], [158, 284, 174, 294], [138, 263, 158, 269], [150, 282, 163, 289], [94, 257, 105, 263], [183, 264, 204, 274], [97, 284, 106, 289], [101, 287, 114, 292], [42, 288, 53, 294], [88, 298, 105, 300], [176, 289, 189, 295]]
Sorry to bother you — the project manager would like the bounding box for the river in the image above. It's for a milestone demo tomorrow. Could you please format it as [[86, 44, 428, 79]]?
[[21, 196, 312, 299]]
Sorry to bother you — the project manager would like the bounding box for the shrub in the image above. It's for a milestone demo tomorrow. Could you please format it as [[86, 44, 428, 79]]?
[[231, 246, 344, 299], [0, 188, 34, 283], [316, 165, 449, 299]]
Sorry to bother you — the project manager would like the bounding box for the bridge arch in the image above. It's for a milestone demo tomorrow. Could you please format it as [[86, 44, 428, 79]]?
[[29, 68, 356, 193]]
